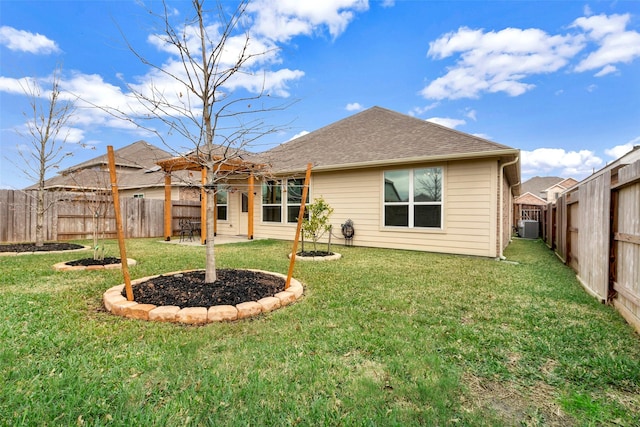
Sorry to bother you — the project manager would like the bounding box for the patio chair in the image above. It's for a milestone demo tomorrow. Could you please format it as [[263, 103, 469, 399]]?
[[179, 219, 194, 242]]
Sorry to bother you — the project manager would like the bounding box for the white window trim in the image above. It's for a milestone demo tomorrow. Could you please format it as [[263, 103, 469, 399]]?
[[382, 167, 444, 229], [261, 178, 310, 224]]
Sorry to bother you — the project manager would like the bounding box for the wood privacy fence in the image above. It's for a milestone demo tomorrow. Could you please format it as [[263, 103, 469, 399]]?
[[542, 159, 640, 332], [0, 190, 201, 242]]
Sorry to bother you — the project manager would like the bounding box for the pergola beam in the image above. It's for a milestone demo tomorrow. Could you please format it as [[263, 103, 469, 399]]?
[[157, 154, 267, 243]]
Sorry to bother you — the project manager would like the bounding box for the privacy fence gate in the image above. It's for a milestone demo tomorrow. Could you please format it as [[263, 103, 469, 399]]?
[[542, 159, 640, 332]]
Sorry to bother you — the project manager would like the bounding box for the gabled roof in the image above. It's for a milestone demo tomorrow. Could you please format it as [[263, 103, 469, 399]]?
[[61, 140, 172, 174], [32, 140, 196, 191], [521, 176, 566, 200], [262, 106, 519, 174], [514, 191, 547, 206]]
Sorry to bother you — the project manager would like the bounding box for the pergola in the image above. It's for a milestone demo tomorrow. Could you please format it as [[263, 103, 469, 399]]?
[[156, 154, 267, 245]]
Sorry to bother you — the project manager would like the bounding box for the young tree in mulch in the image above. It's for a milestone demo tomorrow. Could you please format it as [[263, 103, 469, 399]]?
[[104, 0, 294, 282], [300, 197, 334, 256], [12, 66, 77, 247]]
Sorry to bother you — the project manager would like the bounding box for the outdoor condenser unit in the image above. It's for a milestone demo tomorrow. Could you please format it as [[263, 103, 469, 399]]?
[[518, 220, 539, 239]]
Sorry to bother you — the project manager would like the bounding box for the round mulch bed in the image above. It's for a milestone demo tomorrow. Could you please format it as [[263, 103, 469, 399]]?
[[289, 251, 342, 261], [103, 269, 304, 324], [0, 242, 88, 256], [53, 258, 137, 272]]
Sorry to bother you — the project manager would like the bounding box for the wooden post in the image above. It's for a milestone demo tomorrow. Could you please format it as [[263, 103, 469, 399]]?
[[164, 174, 172, 241], [248, 173, 254, 240], [201, 168, 207, 245], [107, 146, 133, 301], [286, 163, 312, 289]]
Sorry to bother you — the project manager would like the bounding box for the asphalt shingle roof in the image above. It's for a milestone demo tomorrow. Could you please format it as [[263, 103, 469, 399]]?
[[262, 106, 517, 173]]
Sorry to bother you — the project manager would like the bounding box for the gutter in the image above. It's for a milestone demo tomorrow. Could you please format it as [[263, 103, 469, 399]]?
[[273, 148, 521, 175], [499, 156, 519, 260]]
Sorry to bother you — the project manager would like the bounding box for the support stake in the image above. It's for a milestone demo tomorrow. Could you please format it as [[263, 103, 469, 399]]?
[[286, 163, 312, 289], [107, 146, 133, 301]]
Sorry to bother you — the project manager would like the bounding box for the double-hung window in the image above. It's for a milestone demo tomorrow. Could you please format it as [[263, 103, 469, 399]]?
[[262, 180, 282, 222], [384, 167, 442, 228], [262, 178, 309, 223], [216, 189, 228, 221], [286, 178, 308, 223]]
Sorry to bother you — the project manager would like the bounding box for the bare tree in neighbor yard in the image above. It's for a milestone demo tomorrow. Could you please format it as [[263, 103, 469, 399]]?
[[117, 0, 290, 282], [14, 67, 77, 247]]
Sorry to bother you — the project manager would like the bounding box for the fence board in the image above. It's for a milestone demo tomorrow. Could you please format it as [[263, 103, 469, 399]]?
[[0, 190, 184, 242], [613, 160, 640, 330]]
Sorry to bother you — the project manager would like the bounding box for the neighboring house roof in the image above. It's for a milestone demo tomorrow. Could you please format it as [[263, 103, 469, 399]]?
[[32, 140, 197, 191], [514, 192, 547, 206], [262, 106, 519, 175], [520, 176, 577, 201]]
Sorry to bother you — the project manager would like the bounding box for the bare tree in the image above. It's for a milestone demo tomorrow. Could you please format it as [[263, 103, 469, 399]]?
[[110, 0, 291, 282], [13, 67, 77, 247]]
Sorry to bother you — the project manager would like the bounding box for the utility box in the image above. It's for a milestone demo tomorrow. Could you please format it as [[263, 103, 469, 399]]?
[[518, 220, 539, 239]]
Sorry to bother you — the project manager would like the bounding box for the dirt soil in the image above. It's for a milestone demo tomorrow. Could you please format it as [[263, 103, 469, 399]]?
[[0, 242, 85, 253], [126, 269, 285, 308]]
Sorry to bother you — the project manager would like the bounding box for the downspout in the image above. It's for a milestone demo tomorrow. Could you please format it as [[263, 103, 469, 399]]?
[[499, 156, 519, 260]]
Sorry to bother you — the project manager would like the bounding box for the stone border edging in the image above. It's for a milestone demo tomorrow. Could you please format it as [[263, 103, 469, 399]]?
[[53, 258, 137, 272], [288, 252, 341, 262], [103, 269, 304, 324], [0, 245, 92, 257]]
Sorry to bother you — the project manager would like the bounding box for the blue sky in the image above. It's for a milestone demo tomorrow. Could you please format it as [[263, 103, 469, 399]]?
[[1, 0, 639, 189]]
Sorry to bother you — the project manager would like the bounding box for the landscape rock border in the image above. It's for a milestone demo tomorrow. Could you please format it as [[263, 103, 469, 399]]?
[[103, 269, 304, 324], [288, 252, 342, 262], [53, 258, 137, 272]]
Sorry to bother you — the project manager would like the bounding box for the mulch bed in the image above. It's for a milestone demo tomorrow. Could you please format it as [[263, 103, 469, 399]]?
[[66, 257, 121, 266], [297, 251, 334, 257], [126, 269, 285, 308], [0, 242, 85, 253]]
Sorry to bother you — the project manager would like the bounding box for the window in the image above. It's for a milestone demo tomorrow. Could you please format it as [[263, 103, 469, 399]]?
[[286, 178, 309, 223], [133, 193, 144, 199], [216, 189, 228, 221], [262, 180, 282, 222], [384, 167, 442, 228], [261, 178, 309, 223]]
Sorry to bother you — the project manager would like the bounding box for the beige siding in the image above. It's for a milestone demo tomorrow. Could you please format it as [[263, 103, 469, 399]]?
[[120, 187, 179, 200], [254, 159, 500, 257]]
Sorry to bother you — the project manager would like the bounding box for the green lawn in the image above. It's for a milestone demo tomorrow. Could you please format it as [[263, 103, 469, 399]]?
[[1, 238, 639, 426]]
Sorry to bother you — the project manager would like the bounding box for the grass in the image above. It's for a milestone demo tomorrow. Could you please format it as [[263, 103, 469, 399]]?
[[1, 237, 639, 426]]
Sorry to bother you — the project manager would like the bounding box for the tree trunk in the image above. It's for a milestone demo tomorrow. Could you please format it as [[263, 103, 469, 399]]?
[[205, 189, 217, 283], [35, 188, 45, 247]]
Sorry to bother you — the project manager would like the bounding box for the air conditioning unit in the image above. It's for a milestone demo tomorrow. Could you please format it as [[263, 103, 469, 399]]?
[[518, 220, 539, 239]]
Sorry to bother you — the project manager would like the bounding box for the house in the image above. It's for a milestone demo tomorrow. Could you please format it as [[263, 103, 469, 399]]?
[[34, 140, 202, 200], [518, 176, 578, 203], [250, 106, 521, 258], [514, 176, 578, 224], [38, 107, 521, 258]]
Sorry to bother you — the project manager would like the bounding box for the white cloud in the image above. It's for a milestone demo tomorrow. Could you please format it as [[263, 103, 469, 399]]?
[[572, 14, 640, 74], [247, 0, 369, 42], [605, 141, 637, 159], [345, 102, 364, 111], [426, 117, 466, 129], [422, 26, 584, 100], [408, 103, 438, 117], [289, 130, 310, 140], [0, 26, 60, 54], [522, 148, 603, 179], [594, 64, 618, 77], [465, 109, 477, 121]]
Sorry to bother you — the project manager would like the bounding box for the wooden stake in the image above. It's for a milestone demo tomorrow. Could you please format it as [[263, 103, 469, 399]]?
[[286, 163, 312, 289], [107, 146, 133, 301]]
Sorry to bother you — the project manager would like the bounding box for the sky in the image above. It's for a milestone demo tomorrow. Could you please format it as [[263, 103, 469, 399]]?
[[1, 0, 639, 190]]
